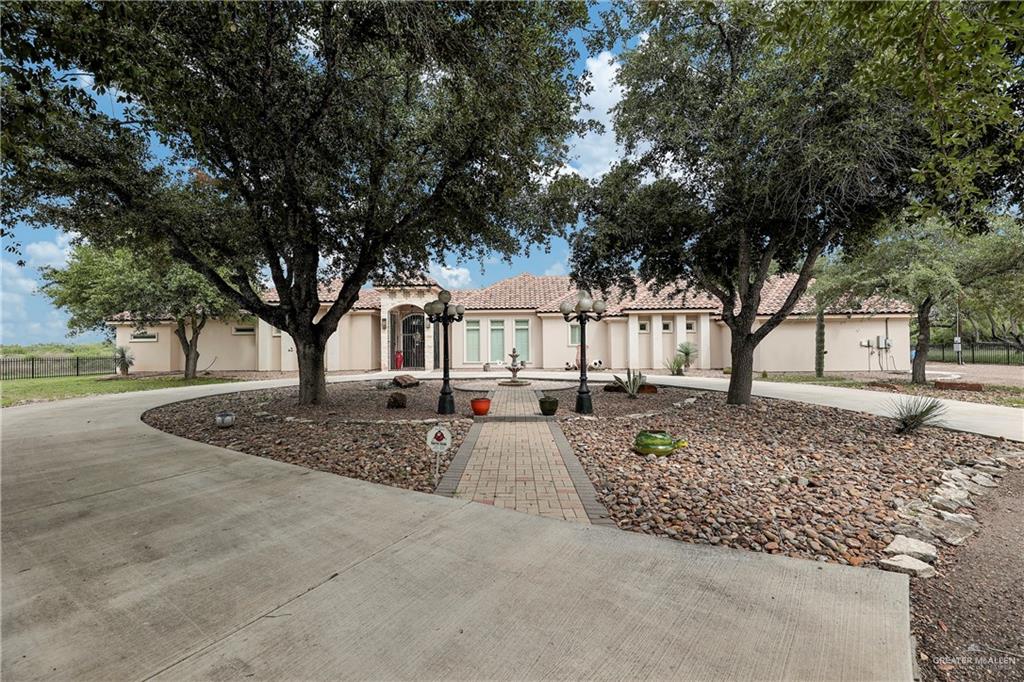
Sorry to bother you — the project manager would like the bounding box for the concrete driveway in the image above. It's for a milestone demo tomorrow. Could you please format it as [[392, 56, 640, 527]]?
[[2, 379, 914, 680]]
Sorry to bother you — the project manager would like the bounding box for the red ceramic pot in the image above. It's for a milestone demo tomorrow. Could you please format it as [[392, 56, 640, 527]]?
[[470, 398, 491, 416]]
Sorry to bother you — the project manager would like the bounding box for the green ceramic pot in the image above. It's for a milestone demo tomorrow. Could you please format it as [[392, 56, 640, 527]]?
[[538, 396, 558, 416]]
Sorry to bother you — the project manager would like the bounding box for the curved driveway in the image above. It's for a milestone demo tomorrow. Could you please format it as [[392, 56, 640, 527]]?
[[1, 374, 937, 680]]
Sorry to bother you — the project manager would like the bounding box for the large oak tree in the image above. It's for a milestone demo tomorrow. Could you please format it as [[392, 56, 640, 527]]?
[[573, 1, 923, 404], [3, 2, 588, 403]]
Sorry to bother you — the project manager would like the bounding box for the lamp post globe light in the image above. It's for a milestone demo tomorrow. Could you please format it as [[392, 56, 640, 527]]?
[[425, 289, 465, 415], [560, 291, 607, 414]]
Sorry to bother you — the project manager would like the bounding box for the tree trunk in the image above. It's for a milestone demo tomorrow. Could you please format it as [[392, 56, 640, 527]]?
[[173, 320, 202, 379], [912, 298, 933, 385], [295, 337, 328, 405], [726, 334, 757, 405], [184, 346, 200, 379], [814, 308, 826, 378]]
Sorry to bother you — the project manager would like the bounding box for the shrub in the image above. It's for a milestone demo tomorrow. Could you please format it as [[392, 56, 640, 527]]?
[[114, 346, 134, 376], [761, 370, 768, 379], [665, 354, 686, 376], [890, 396, 947, 434], [612, 369, 646, 399], [722, 367, 732, 375]]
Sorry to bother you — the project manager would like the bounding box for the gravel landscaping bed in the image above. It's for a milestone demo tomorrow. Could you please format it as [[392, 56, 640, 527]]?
[[559, 392, 1009, 566], [143, 380, 472, 493], [911, 470, 1024, 681], [541, 384, 704, 417], [852, 380, 1024, 409]]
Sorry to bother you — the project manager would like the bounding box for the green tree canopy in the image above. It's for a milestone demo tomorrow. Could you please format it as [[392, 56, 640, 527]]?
[[573, 1, 922, 403], [4, 1, 589, 402], [774, 1, 1024, 216], [40, 244, 240, 378], [814, 216, 1024, 382]]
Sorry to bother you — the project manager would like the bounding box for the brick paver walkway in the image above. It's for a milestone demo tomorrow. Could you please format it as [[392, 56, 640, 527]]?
[[451, 386, 591, 523]]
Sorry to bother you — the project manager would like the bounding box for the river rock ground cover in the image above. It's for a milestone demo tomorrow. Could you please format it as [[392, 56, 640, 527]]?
[[143, 380, 470, 493], [558, 391, 1007, 566]]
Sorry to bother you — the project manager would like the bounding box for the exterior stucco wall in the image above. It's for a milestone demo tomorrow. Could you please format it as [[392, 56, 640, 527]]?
[[711, 315, 912, 372], [336, 313, 380, 370], [115, 319, 257, 372]]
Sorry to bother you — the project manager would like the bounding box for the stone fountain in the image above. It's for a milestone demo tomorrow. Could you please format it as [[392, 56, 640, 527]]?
[[498, 348, 531, 386]]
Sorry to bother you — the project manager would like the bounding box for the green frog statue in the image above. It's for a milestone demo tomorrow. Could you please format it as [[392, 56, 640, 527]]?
[[633, 430, 688, 456]]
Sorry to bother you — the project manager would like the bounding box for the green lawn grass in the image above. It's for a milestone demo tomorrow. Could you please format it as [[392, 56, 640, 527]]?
[[755, 373, 868, 388], [0, 374, 237, 407], [0, 341, 115, 357]]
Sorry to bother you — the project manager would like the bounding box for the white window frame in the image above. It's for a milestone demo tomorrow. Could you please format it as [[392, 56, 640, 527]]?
[[232, 325, 257, 336], [662, 319, 673, 333], [129, 330, 158, 343], [464, 319, 481, 363], [638, 320, 650, 334], [514, 319, 530, 362], [489, 320, 505, 363], [569, 323, 581, 346]]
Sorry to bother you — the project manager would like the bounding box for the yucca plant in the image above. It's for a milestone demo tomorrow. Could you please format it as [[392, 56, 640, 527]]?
[[613, 369, 646, 399], [665, 354, 686, 376], [114, 345, 135, 376], [676, 342, 697, 370], [890, 396, 947, 434]]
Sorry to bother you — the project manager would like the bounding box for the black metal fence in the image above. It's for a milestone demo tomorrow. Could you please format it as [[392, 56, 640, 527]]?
[[0, 355, 116, 380], [927, 342, 1023, 366]]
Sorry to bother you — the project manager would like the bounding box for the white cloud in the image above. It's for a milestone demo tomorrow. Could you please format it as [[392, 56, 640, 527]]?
[[429, 263, 473, 289], [25, 233, 72, 269], [544, 261, 568, 276], [568, 50, 626, 179]]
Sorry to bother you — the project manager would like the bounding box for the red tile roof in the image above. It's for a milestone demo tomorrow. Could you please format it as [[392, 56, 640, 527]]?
[[258, 273, 912, 317]]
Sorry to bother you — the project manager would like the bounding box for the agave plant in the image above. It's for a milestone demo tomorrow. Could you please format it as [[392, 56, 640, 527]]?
[[890, 396, 947, 434], [613, 368, 646, 399], [114, 345, 135, 376]]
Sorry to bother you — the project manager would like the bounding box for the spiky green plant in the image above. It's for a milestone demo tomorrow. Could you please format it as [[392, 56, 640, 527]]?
[[676, 342, 697, 369], [114, 345, 135, 376], [890, 396, 947, 434], [665, 354, 686, 376], [613, 368, 646, 399]]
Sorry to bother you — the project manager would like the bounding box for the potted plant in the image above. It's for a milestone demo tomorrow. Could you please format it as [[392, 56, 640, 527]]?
[[538, 395, 558, 416], [470, 396, 491, 416]]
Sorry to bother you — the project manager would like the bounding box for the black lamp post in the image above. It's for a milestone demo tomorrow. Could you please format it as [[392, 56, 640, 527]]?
[[425, 289, 465, 415], [560, 291, 607, 414]]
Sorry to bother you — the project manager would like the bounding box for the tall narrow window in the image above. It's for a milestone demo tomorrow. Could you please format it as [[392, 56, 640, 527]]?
[[569, 323, 581, 345], [514, 319, 530, 362], [490, 320, 505, 362], [465, 320, 481, 362]]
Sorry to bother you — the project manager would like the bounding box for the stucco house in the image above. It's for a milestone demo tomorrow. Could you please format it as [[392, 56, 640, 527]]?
[[111, 273, 912, 374]]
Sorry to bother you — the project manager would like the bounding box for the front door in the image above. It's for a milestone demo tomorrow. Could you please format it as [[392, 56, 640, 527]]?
[[401, 314, 425, 369]]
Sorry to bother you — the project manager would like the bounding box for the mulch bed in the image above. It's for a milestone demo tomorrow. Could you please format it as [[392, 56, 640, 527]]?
[[143, 380, 471, 493], [911, 470, 1024, 681], [559, 391, 1007, 566]]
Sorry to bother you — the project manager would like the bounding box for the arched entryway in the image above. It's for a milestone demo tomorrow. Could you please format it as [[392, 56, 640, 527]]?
[[388, 305, 427, 370]]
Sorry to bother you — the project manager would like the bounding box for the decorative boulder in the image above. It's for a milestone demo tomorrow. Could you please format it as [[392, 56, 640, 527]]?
[[638, 384, 658, 394], [393, 375, 420, 389], [604, 383, 626, 393], [386, 392, 408, 409]]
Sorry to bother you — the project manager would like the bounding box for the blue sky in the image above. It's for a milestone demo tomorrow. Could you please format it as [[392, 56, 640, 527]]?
[[1, 8, 624, 345]]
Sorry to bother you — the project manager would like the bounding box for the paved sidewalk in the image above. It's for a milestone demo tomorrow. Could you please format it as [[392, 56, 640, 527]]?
[[456, 420, 590, 522]]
